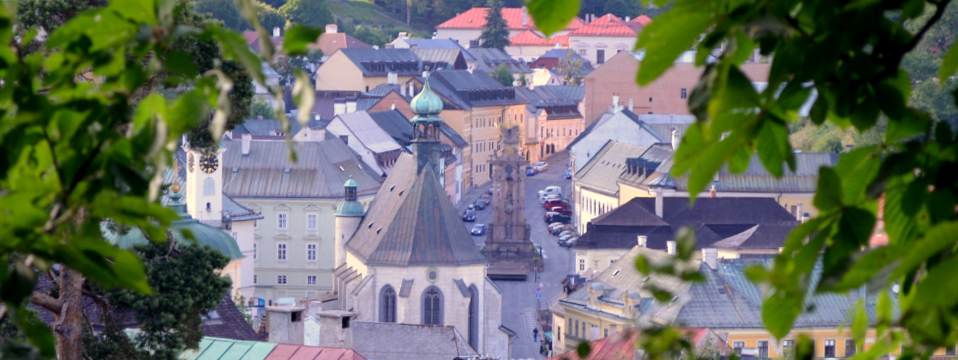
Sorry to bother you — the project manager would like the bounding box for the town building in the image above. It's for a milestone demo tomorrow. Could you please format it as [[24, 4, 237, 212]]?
[[516, 85, 586, 162], [435, 7, 584, 48], [405, 70, 527, 186], [324, 111, 405, 176], [568, 108, 694, 172], [389, 37, 479, 70], [572, 141, 649, 230], [467, 47, 534, 84], [506, 30, 569, 62], [549, 327, 729, 360], [315, 24, 372, 60], [573, 197, 798, 275], [581, 51, 770, 127], [568, 14, 645, 66], [329, 76, 513, 359], [181, 337, 369, 360], [315, 49, 426, 92], [529, 48, 595, 79], [357, 83, 415, 117]]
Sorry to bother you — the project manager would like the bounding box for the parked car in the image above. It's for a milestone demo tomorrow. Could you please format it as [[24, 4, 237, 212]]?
[[486, 188, 494, 195], [547, 222, 566, 232], [526, 165, 538, 176], [544, 212, 571, 224], [552, 225, 574, 236], [462, 209, 476, 222], [537, 186, 562, 199], [543, 198, 570, 210], [548, 206, 572, 216], [471, 224, 486, 235], [558, 231, 577, 239], [474, 199, 486, 210], [563, 168, 573, 179], [479, 194, 491, 206], [534, 162, 548, 171], [539, 193, 562, 204], [560, 237, 578, 248], [468, 204, 475, 210]]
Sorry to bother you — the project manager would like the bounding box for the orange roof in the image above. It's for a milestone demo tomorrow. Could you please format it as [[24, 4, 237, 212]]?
[[548, 330, 638, 360], [568, 23, 637, 37], [437, 7, 584, 30], [265, 344, 366, 360], [632, 15, 652, 26], [509, 30, 569, 47], [589, 13, 625, 26]]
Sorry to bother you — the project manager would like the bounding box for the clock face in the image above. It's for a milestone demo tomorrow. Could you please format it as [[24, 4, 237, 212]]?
[[199, 154, 218, 174], [187, 153, 194, 173]]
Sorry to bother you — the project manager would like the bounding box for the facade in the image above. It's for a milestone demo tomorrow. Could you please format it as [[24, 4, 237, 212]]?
[[330, 78, 513, 359], [467, 47, 534, 84], [568, 108, 694, 172], [529, 49, 595, 79], [573, 197, 797, 275], [506, 30, 569, 62], [216, 138, 383, 303], [516, 85, 586, 162], [582, 51, 770, 127], [315, 49, 425, 92], [567, 14, 644, 66], [572, 141, 649, 230], [435, 7, 584, 48]]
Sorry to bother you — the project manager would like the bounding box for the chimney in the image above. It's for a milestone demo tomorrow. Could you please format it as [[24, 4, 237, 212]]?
[[334, 99, 346, 115], [795, 202, 803, 221], [702, 248, 717, 270], [387, 72, 398, 84], [666, 241, 676, 255], [671, 129, 679, 150], [522, 7, 528, 26], [325, 24, 338, 34], [307, 301, 322, 318], [654, 191, 663, 218], [391, 103, 396, 110], [625, 16, 631, 22], [709, 184, 716, 198], [612, 95, 620, 112], [345, 98, 357, 113], [400, 82, 407, 96], [241, 133, 251, 155], [628, 98, 634, 112], [266, 304, 305, 344], [273, 27, 280, 37], [317, 311, 355, 349], [398, 32, 408, 39], [637, 235, 647, 248]]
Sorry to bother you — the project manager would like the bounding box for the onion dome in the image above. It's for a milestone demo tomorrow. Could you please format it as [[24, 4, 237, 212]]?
[[410, 73, 444, 122]]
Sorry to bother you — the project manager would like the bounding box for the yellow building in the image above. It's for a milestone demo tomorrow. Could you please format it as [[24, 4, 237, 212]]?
[[315, 48, 428, 92]]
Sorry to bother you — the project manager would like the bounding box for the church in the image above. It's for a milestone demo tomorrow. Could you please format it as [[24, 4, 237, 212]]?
[[330, 74, 514, 359]]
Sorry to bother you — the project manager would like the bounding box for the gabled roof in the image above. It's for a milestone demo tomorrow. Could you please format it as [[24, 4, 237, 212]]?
[[338, 48, 423, 76], [316, 32, 372, 56], [467, 47, 534, 73], [180, 336, 368, 360], [331, 111, 404, 153], [574, 141, 648, 195], [368, 109, 415, 146], [417, 70, 528, 110], [674, 153, 840, 193], [568, 108, 661, 149], [439, 123, 469, 148], [221, 139, 382, 198], [632, 15, 652, 26], [393, 38, 478, 62], [411, 48, 467, 70], [509, 30, 570, 47], [232, 119, 307, 137], [351, 322, 478, 360], [436, 7, 584, 30], [568, 23, 638, 37], [710, 223, 798, 250], [516, 85, 585, 108], [345, 154, 488, 266]]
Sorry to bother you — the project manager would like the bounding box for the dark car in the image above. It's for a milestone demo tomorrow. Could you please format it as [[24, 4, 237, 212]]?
[[479, 194, 492, 206], [474, 199, 486, 210], [486, 188, 494, 195], [548, 206, 572, 216], [563, 168, 573, 179], [543, 199, 570, 210], [462, 209, 476, 222], [471, 224, 486, 235], [544, 212, 571, 224], [526, 166, 538, 176]]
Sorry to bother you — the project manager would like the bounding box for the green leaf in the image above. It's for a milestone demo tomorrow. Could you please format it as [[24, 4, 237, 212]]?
[[756, 119, 792, 177], [110, 0, 158, 25], [814, 167, 843, 212], [0, 262, 36, 305], [527, 0, 581, 37], [830, 245, 901, 291], [635, 2, 713, 85], [892, 221, 958, 281], [292, 68, 316, 126], [283, 25, 323, 56], [168, 90, 209, 137], [852, 299, 868, 346], [163, 50, 198, 78], [939, 41, 958, 80], [763, 291, 804, 338], [576, 341, 592, 358], [206, 26, 265, 86]]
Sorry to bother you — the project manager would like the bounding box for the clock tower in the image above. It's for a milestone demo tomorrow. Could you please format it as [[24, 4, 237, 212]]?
[[185, 142, 227, 225], [484, 119, 537, 279]]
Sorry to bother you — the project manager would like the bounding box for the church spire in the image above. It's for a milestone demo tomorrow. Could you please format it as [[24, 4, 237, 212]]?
[[409, 72, 444, 173]]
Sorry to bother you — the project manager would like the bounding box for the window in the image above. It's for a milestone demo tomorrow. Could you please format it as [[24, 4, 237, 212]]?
[[824, 340, 836, 358], [381, 285, 397, 322], [578, 49, 587, 56], [845, 339, 857, 357], [468, 286, 479, 350], [733, 342, 745, 354], [469, 39, 480, 48], [277, 243, 287, 260], [681, 88, 688, 99], [307, 244, 317, 261], [758, 341, 769, 358], [593, 260, 599, 269], [422, 286, 443, 325], [307, 214, 317, 230], [231, 231, 238, 239], [277, 275, 287, 284], [203, 177, 215, 196], [307, 275, 316, 285], [254, 275, 257, 284], [574, 320, 579, 337], [604, 328, 609, 337], [254, 219, 258, 228], [947, 346, 956, 356], [783, 340, 794, 349], [253, 242, 258, 260], [277, 213, 288, 229], [339, 135, 348, 144], [596, 49, 605, 64], [579, 259, 585, 271], [558, 327, 562, 341]]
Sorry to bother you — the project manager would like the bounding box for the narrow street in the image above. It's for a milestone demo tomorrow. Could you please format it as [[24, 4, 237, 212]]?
[[458, 151, 574, 360]]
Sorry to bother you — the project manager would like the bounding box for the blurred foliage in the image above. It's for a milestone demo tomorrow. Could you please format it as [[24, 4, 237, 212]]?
[[492, 64, 515, 86]]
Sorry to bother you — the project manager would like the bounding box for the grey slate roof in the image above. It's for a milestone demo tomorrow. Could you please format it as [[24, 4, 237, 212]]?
[[676, 258, 900, 329], [674, 153, 840, 193], [163, 152, 262, 222], [574, 141, 648, 195], [467, 47, 533, 73], [397, 38, 478, 62], [710, 223, 798, 250], [350, 322, 478, 360], [411, 48, 467, 70], [515, 85, 584, 108], [339, 48, 423, 76], [345, 153, 488, 266], [419, 70, 528, 111], [221, 139, 383, 199], [568, 108, 664, 149], [439, 123, 468, 148], [368, 110, 415, 147], [363, 83, 408, 98]]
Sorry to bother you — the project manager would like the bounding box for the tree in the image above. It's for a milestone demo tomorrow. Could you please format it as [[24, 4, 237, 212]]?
[[281, 0, 334, 28], [554, 50, 585, 86], [492, 64, 515, 86], [0, 0, 316, 358], [257, 2, 288, 31], [195, 0, 248, 32], [528, 0, 958, 359], [478, 0, 509, 51]]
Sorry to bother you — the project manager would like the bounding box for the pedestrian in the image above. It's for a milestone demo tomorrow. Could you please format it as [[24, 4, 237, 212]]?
[[533, 328, 539, 342]]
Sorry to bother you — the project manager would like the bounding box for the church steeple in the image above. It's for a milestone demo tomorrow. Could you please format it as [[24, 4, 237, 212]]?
[[409, 72, 443, 174], [334, 176, 365, 268]]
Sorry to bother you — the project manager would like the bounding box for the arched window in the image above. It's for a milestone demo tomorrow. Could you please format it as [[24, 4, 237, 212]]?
[[468, 286, 479, 350], [422, 286, 443, 325], [203, 177, 215, 196], [380, 285, 397, 323]]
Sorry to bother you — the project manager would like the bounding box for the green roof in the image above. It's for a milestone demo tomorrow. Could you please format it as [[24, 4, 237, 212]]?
[[344, 175, 358, 188], [104, 215, 244, 261], [410, 76, 444, 121], [336, 201, 365, 217], [179, 337, 277, 360]]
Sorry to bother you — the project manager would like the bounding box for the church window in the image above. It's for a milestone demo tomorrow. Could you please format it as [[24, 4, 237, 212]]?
[[307, 214, 317, 230], [468, 286, 479, 350], [277, 275, 287, 284], [381, 285, 397, 322], [253, 242, 258, 260], [277, 213, 288, 229], [307, 244, 317, 261], [253, 275, 257, 284], [203, 177, 215, 196], [422, 286, 443, 325], [277, 243, 287, 260], [307, 276, 317, 285]]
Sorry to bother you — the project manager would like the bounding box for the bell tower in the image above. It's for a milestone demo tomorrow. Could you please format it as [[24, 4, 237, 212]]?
[[185, 142, 227, 225], [334, 176, 365, 268], [408, 72, 444, 175]]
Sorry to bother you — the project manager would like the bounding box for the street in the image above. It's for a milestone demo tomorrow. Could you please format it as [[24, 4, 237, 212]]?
[[458, 151, 574, 360]]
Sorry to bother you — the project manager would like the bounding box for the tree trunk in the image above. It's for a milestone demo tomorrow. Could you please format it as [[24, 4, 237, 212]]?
[[54, 268, 86, 360]]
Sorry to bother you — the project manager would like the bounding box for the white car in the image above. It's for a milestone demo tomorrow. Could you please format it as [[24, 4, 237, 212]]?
[[539, 193, 561, 204], [534, 162, 548, 171]]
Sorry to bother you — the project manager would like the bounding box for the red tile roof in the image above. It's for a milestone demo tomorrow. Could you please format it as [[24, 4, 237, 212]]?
[[265, 344, 366, 360], [436, 7, 584, 30], [568, 23, 637, 37], [632, 15, 652, 26], [548, 330, 639, 360], [315, 33, 372, 56], [589, 13, 624, 26], [509, 30, 569, 47]]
